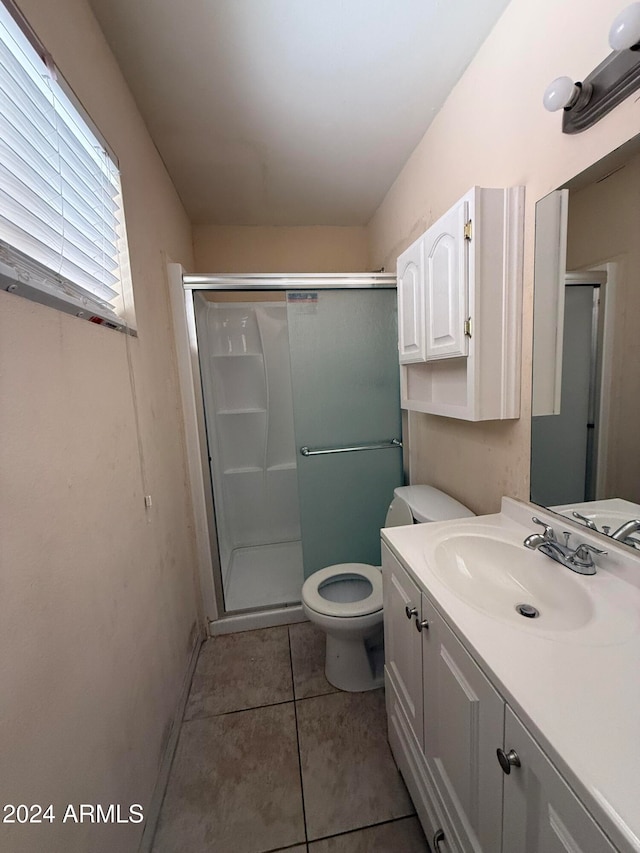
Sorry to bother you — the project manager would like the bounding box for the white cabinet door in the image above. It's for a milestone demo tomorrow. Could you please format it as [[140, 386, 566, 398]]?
[[382, 544, 424, 748], [422, 596, 504, 853], [386, 676, 462, 853], [423, 199, 469, 361], [397, 237, 426, 363], [502, 707, 618, 853]]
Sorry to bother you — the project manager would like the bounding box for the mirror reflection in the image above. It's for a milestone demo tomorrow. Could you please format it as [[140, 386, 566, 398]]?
[[531, 137, 640, 549]]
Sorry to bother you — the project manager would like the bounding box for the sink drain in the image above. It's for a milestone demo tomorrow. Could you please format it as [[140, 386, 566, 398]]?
[[516, 603, 540, 619]]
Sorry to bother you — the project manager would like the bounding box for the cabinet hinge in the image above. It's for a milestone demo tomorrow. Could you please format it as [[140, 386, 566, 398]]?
[[464, 317, 472, 338], [464, 220, 472, 241]]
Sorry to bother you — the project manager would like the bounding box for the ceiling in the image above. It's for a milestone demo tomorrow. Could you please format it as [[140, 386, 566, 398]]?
[[89, 0, 511, 226]]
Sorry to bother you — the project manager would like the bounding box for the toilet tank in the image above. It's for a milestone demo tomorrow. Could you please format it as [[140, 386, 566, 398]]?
[[384, 485, 475, 527]]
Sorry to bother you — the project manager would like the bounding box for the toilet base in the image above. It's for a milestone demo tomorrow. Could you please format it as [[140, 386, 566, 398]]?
[[325, 626, 384, 692]]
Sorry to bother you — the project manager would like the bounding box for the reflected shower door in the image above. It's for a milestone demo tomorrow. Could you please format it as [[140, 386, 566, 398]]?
[[287, 289, 403, 578]]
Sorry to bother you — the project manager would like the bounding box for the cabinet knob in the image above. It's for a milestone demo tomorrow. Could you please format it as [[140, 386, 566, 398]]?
[[416, 618, 429, 632], [496, 748, 521, 774], [405, 605, 418, 619], [433, 828, 446, 850]]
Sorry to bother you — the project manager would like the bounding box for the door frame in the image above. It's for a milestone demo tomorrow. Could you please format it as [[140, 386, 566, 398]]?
[[564, 266, 613, 500], [168, 265, 397, 635]]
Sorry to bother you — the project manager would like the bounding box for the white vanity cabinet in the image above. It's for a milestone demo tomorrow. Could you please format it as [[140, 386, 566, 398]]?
[[382, 543, 619, 853], [396, 186, 524, 420]]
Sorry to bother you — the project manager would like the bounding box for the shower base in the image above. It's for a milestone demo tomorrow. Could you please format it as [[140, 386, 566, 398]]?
[[223, 540, 304, 612]]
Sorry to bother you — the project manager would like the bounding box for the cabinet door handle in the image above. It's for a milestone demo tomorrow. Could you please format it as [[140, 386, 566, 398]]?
[[416, 618, 429, 632], [433, 828, 445, 850], [496, 748, 521, 774], [405, 605, 418, 619]]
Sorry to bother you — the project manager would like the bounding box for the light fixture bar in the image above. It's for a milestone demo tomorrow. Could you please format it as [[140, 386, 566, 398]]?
[[562, 48, 640, 133]]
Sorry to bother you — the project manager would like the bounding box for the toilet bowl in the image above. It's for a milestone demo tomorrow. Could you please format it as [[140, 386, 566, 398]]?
[[301, 485, 474, 692]]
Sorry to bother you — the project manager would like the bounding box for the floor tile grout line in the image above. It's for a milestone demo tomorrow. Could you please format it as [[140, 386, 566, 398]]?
[[306, 813, 422, 846], [260, 841, 309, 853], [288, 625, 310, 848], [182, 695, 297, 724]]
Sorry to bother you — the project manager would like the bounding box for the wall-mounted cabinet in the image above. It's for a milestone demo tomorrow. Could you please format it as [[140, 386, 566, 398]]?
[[396, 186, 524, 421]]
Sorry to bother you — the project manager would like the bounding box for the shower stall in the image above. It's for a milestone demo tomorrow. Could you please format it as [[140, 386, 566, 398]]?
[[185, 275, 402, 618]]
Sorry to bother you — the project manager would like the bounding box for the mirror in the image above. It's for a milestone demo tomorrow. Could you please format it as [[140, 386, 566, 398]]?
[[531, 135, 640, 550]]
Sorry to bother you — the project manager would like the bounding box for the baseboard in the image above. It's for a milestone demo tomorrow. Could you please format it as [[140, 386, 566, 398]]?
[[138, 629, 204, 853], [209, 604, 307, 635]]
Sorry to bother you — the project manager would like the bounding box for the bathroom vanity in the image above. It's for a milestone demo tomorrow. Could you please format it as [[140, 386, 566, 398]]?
[[382, 498, 640, 853]]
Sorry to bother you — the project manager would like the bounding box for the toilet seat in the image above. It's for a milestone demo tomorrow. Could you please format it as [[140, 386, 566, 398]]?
[[302, 563, 383, 618]]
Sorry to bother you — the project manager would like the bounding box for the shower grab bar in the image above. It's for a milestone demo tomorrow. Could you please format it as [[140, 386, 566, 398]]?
[[300, 438, 402, 457]]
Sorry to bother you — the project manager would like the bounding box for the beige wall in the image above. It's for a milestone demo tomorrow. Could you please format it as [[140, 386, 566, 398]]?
[[193, 224, 369, 272], [367, 0, 640, 515], [0, 2, 200, 851], [566, 151, 640, 502]]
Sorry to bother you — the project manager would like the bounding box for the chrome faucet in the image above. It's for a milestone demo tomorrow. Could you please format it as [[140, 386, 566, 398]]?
[[609, 519, 640, 547], [523, 517, 606, 575], [522, 517, 556, 550]]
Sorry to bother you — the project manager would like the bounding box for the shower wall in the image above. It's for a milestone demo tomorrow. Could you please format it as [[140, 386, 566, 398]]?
[[195, 295, 303, 611]]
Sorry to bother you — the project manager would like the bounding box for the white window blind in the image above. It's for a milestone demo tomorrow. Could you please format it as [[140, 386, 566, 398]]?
[[0, 1, 133, 331]]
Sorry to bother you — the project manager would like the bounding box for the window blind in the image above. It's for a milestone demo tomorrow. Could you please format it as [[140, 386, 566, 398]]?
[[0, 1, 133, 330]]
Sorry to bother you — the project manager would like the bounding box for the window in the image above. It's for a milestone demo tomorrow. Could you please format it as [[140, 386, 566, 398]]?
[[0, 0, 134, 332]]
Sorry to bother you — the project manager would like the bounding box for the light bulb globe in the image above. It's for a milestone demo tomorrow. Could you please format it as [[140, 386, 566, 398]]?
[[543, 76, 578, 112], [609, 2, 640, 50]]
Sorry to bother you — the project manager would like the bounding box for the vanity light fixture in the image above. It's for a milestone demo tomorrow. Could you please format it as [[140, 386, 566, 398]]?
[[543, 2, 640, 133]]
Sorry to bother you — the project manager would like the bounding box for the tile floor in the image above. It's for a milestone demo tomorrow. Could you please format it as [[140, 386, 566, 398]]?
[[151, 622, 429, 853]]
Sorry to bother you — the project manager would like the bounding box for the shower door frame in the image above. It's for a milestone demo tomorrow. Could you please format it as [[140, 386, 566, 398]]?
[[178, 271, 398, 635]]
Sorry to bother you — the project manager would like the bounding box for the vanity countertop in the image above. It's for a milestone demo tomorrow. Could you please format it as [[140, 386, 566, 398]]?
[[381, 497, 640, 853]]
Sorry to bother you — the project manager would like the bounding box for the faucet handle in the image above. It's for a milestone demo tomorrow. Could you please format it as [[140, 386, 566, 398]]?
[[532, 517, 556, 541], [571, 542, 607, 570], [574, 543, 607, 557], [572, 511, 598, 531]]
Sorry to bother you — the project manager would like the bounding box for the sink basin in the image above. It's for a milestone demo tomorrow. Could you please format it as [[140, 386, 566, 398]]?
[[429, 530, 594, 631]]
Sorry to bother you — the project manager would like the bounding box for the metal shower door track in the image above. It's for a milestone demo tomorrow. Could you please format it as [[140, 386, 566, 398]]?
[[182, 273, 396, 290]]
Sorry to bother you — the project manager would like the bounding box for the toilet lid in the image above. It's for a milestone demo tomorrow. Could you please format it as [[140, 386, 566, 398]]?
[[302, 563, 383, 618]]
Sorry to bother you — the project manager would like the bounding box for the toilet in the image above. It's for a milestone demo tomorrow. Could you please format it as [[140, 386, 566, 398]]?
[[301, 485, 474, 692]]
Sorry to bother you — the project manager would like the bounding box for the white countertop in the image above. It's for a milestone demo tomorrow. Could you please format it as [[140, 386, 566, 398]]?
[[381, 497, 640, 853]]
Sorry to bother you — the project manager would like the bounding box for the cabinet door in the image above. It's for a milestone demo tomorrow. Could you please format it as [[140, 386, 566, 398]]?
[[382, 544, 424, 748], [386, 675, 462, 853], [502, 707, 618, 853], [422, 596, 504, 852], [397, 238, 426, 363], [423, 200, 469, 361]]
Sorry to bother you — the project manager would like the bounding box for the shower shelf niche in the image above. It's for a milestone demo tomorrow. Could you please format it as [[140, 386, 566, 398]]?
[[210, 353, 267, 413]]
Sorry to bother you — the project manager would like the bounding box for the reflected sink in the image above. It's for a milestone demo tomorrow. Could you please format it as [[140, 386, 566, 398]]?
[[427, 528, 595, 631], [552, 499, 640, 546]]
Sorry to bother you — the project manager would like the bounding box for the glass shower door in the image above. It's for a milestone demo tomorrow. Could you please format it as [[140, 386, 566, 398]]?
[[287, 289, 403, 577]]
